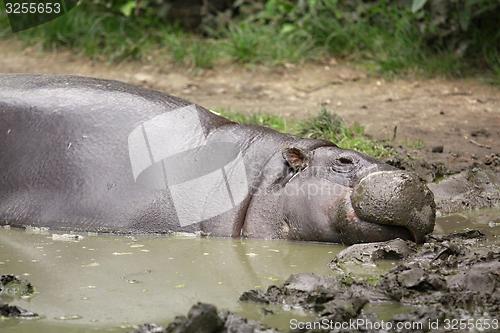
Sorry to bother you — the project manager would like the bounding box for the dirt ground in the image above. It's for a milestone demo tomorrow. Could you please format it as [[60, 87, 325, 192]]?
[[1, 40, 499, 175]]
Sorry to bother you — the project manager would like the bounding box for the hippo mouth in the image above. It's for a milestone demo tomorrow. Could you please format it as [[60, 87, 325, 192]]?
[[338, 171, 436, 244]]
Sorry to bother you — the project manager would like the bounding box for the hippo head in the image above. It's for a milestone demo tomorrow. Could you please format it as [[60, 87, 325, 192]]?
[[280, 146, 435, 244]]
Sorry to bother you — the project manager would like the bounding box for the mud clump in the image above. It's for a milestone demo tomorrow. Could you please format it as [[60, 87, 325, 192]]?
[[0, 304, 38, 318], [0, 274, 38, 318], [330, 238, 416, 266], [131, 302, 277, 333], [379, 231, 499, 314], [241, 273, 374, 324], [384, 147, 449, 183], [0, 274, 34, 300], [240, 230, 499, 332]]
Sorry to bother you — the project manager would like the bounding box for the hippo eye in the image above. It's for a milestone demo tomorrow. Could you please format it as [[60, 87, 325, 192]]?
[[338, 157, 354, 164], [330, 155, 358, 174]]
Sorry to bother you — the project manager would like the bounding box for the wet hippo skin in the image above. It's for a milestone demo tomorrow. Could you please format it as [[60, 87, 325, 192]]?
[[0, 74, 436, 244]]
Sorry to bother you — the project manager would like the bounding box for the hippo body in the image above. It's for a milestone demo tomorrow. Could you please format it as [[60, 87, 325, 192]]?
[[0, 75, 435, 244]]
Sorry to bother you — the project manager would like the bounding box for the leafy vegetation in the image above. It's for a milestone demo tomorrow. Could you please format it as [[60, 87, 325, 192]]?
[[218, 108, 392, 158], [0, 2, 228, 67], [1, 0, 498, 80]]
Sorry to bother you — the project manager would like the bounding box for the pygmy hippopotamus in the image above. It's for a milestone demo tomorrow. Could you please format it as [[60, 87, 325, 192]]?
[[0, 74, 435, 244]]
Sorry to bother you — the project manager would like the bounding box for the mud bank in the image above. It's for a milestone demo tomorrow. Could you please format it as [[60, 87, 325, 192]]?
[[386, 144, 500, 184], [388, 143, 500, 214], [428, 167, 500, 214], [241, 230, 499, 332], [131, 303, 277, 333]]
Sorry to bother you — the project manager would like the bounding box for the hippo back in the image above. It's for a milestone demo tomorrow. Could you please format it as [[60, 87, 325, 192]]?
[[0, 75, 231, 233]]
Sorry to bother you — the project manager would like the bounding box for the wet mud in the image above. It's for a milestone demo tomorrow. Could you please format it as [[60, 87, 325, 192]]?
[[0, 275, 34, 298], [0, 304, 38, 319], [428, 167, 500, 214], [0, 275, 37, 318], [331, 239, 417, 265], [240, 230, 499, 332], [131, 303, 277, 333], [388, 145, 500, 215]]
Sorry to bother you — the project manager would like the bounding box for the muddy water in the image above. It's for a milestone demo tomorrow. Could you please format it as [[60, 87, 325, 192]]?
[[1, 209, 498, 332], [0, 230, 339, 332], [433, 208, 499, 243]]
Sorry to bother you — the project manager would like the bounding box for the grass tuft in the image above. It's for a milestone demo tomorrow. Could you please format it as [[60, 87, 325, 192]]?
[[217, 110, 289, 133]]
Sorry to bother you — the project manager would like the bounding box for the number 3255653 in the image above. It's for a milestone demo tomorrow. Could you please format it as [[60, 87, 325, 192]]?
[[5, 2, 62, 14]]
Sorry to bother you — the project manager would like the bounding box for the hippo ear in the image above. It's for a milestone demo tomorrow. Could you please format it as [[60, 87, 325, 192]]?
[[282, 147, 309, 172]]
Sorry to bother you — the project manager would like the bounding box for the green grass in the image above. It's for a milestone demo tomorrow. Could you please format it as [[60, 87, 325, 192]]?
[[1, 1, 498, 81], [0, 5, 221, 67], [218, 108, 392, 159], [225, 22, 314, 64], [217, 110, 290, 133], [402, 139, 425, 150]]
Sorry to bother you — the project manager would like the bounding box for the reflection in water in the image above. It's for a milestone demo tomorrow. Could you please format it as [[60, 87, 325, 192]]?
[[0, 208, 498, 332]]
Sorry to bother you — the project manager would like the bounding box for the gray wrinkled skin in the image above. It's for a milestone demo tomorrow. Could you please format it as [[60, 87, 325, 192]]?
[[0, 74, 435, 244]]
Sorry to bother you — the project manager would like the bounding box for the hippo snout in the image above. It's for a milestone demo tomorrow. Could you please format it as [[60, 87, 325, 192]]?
[[350, 171, 436, 243]]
